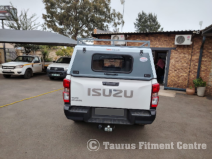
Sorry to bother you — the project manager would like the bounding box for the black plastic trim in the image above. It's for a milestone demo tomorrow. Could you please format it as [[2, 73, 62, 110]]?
[[64, 104, 156, 125]]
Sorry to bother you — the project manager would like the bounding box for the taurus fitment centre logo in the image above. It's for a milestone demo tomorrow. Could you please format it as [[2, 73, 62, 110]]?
[[87, 139, 207, 151]]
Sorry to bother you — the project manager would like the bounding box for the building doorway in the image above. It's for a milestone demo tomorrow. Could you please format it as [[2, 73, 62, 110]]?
[[152, 50, 168, 85]]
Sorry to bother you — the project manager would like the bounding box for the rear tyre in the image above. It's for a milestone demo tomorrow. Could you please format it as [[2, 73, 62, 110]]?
[[24, 69, 32, 79], [138, 124, 145, 127], [3, 75, 11, 78], [139, 124, 145, 128], [49, 76, 54, 80], [73, 120, 82, 123]]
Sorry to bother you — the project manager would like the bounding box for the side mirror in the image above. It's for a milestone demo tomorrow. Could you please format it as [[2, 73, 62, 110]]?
[[53, 61, 55, 63]]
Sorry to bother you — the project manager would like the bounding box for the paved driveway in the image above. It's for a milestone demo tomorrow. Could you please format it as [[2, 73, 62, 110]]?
[[0, 74, 212, 158]]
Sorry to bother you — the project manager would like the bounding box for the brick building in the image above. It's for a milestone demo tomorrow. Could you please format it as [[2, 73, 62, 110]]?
[[92, 25, 212, 95]]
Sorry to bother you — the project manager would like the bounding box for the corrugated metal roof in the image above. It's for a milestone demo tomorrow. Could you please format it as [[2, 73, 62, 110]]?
[[96, 29, 113, 34], [0, 29, 77, 46], [202, 24, 212, 31], [202, 24, 212, 36], [93, 30, 200, 35]]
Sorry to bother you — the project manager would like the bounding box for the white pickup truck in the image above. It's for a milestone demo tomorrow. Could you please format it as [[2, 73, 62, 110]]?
[[47, 56, 71, 80], [63, 39, 160, 131], [0, 55, 51, 79]]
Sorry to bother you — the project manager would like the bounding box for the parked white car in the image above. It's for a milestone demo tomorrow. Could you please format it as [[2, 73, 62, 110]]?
[[0, 55, 51, 79], [63, 39, 160, 131], [47, 56, 71, 80]]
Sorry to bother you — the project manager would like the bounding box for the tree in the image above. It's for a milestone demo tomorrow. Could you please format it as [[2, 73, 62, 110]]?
[[39, 45, 55, 62], [40, 45, 59, 61], [21, 45, 40, 55], [5, 3, 41, 54], [120, 0, 125, 31], [134, 11, 163, 32], [56, 47, 73, 57], [42, 0, 124, 40]]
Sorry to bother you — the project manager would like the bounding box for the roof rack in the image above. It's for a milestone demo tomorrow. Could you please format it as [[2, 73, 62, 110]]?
[[77, 38, 150, 48]]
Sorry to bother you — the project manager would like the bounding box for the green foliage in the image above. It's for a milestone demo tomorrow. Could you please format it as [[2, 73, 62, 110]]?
[[45, 57, 53, 62], [189, 86, 193, 89], [134, 11, 163, 32], [193, 77, 206, 87], [42, 0, 124, 40], [41, 49, 49, 62], [56, 47, 73, 57], [5, 2, 40, 54], [40, 45, 56, 62], [21, 45, 40, 54], [40, 45, 58, 51]]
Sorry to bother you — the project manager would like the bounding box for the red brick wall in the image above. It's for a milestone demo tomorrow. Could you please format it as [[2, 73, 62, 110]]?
[[186, 36, 212, 95], [188, 35, 203, 87], [206, 69, 212, 95], [200, 37, 212, 94], [168, 46, 192, 88], [94, 34, 212, 95]]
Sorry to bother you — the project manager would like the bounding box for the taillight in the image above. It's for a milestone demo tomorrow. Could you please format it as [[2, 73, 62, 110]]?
[[151, 83, 160, 108], [63, 79, 70, 103], [63, 79, 70, 88], [152, 83, 160, 93]]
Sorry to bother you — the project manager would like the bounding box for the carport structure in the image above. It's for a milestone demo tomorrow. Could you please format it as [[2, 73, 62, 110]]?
[[0, 29, 77, 62]]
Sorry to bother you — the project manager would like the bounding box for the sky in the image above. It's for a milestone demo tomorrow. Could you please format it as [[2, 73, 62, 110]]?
[[0, 0, 212, 32]]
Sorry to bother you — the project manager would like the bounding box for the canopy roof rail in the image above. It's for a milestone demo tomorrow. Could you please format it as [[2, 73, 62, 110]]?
[[77, 38, 150, 48]]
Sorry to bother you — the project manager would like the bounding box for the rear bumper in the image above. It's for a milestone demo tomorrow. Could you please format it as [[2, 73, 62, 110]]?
[[47, 69, 67, 78], [64, 104, 156, 125]]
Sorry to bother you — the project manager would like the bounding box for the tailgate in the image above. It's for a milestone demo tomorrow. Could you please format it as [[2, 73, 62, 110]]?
[[70, 76, 152, 110]]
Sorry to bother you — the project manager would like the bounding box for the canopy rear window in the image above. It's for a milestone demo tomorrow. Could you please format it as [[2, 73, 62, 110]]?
[[92, 54, 133, 73]]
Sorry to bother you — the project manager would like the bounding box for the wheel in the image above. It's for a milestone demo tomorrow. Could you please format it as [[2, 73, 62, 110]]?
[[49, 76, 54, 80], [137, 124, 145, 126], [3, 75, 11, 78], [73, 120, 83, 123], [24, 69, 32, 79]]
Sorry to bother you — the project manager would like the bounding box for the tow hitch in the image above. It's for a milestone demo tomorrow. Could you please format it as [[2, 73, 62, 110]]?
[[98, 124, 115, 132]]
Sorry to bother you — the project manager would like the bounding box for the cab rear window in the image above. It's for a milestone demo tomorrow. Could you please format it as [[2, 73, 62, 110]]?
[[92, 54, 133, 73]]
